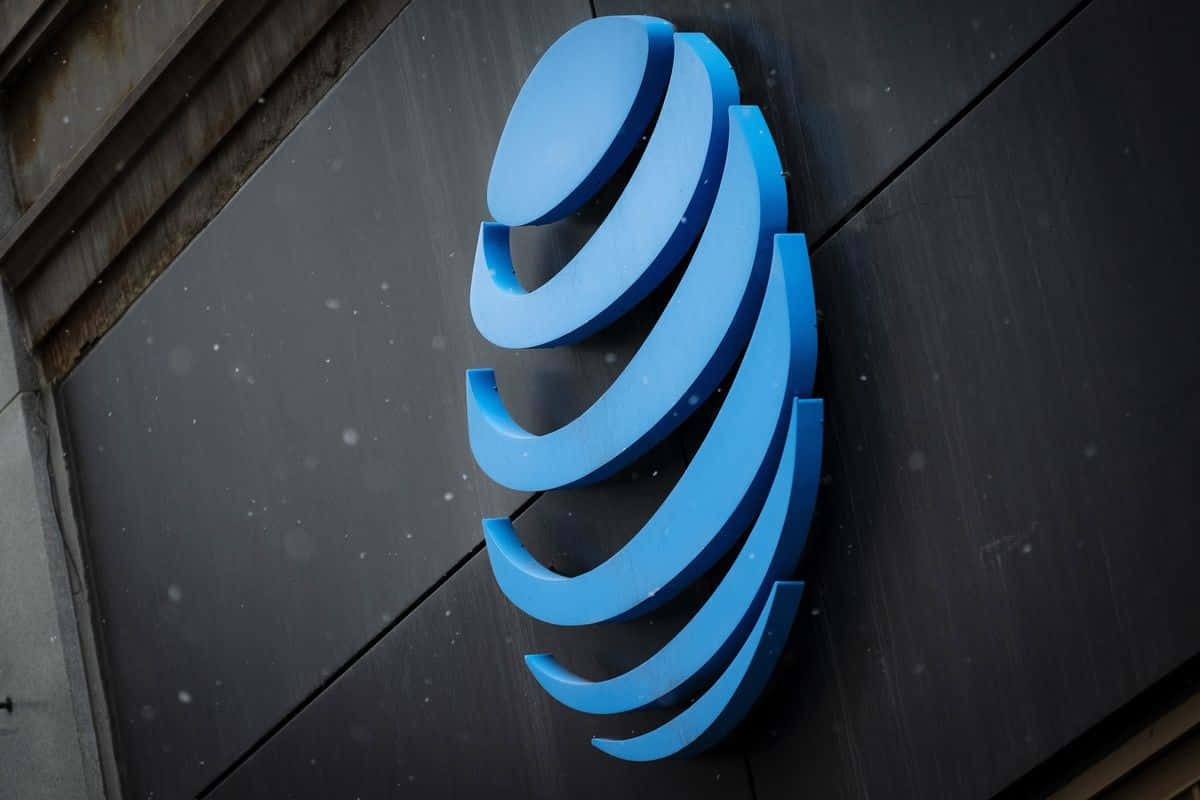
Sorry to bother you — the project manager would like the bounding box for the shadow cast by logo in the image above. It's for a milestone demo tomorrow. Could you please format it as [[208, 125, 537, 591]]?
[[465, 15, 823, 762]]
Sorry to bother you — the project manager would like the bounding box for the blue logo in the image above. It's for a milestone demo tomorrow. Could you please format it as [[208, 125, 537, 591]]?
[[466, 16, 823, 761]]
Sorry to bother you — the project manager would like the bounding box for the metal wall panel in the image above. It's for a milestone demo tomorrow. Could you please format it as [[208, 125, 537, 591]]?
[[57, 1, 610, 797], [56, 0, 1200, 797], [738, 0, 1200, 796], [209, 553, 753, 800], [594, 0, 1079, 237]]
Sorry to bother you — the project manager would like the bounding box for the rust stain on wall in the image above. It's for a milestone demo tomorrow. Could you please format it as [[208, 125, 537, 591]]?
[[5, 0, 207, 208]]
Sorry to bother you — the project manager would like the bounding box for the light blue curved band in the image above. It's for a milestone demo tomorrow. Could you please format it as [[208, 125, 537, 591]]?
[[466, 105, 788, 492], [524, 396, 822, 714], [591, 580, 805, 761], [471, 33, 739, 349], [482, 234, 818, 625]]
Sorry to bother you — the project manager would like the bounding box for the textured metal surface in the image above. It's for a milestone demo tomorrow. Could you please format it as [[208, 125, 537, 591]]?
[[208, 552, 754, 799], [0, 0, 75, 89], [594, 0, 1078, 237], [739, 0, 1200, 796], [4, 0, 215, 207], [0, 0, 51, 54], [56, 1, 619, 797]]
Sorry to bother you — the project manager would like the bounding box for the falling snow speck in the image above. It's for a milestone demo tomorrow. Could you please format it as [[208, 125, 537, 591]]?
[[443, 491, 454, 502], [342, 428, 360, 446], [177, 690, 193, 704]]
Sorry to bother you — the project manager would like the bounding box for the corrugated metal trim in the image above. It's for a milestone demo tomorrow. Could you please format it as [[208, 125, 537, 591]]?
[[33, 0, 417, 382], [1053, 692, 1200, 799]]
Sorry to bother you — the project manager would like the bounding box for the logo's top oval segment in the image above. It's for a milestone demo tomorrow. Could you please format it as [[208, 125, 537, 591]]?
[[472, 33, 738, 349], [486, 16, 674, 227]]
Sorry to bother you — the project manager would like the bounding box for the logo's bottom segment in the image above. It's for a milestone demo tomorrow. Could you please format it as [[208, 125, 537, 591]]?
[[592, 581, 805, 761]]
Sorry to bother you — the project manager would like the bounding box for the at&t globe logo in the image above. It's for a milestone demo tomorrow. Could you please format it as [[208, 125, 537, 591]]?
[[465, 15, 823, 761]]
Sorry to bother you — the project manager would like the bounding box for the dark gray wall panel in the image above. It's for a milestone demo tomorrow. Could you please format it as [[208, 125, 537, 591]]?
[[56, 1, 622, 797], [594, 0, 1077, 237], [210, 553, 752, 800], [56, 0, 1200, 796], [740, 0, 1200, 797]]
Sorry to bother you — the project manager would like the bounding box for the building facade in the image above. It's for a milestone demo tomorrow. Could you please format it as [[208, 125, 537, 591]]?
[[1, 1, 1198, 798]]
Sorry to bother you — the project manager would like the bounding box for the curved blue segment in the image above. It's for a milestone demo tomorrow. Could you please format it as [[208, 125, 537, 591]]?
[[466, 106, 788, 492], [591, 581, 805, 761], [472, 33, 739, 348], [482, 234, 818, 625], [524, 397, 822, 714], [487, 16, 675, 227]]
